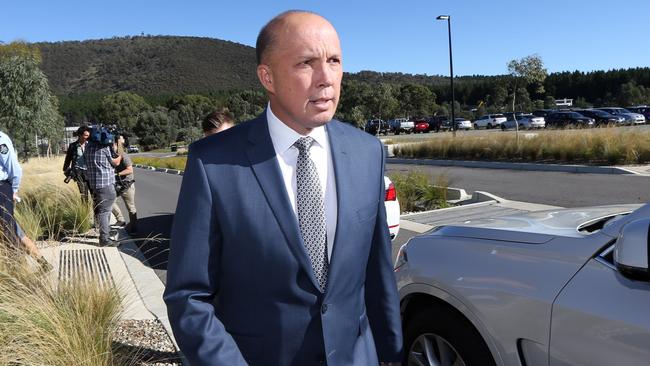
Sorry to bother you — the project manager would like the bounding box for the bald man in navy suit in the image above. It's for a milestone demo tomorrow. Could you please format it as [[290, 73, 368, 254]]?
[[164, 10, 403, 366]]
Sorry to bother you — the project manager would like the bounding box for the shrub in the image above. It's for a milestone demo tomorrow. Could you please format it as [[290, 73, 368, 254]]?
[[389, 171, 450, 212], [132, 156, 187, 171]]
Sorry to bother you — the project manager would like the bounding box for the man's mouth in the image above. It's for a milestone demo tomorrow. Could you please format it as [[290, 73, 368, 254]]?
[[310, 98, 333, 109]]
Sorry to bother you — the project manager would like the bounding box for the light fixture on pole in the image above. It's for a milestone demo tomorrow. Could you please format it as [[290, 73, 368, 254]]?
[[436, 15, 455, 136]]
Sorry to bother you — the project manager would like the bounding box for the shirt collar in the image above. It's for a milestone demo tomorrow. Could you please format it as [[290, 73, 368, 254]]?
[[266, 103, 328, 154]]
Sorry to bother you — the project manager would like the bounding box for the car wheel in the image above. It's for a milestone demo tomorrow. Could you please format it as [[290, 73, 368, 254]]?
[[486, 123, 492, 129], [404, 305, 495, 366], [473, 124, 479, 130], [500, 124, 507, 131]]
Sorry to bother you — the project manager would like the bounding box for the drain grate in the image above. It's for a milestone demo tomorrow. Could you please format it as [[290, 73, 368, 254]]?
[[58, 248, 115, 287]]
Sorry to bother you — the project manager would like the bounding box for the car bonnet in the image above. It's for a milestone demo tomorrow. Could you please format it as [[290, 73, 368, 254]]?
[[432, 204, 642, 242]]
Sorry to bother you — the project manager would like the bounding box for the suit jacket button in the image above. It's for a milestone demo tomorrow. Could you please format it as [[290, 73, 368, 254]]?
[[321, 303, 328, 314]]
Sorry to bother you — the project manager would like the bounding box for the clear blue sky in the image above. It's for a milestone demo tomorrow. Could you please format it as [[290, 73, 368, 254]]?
[[2, 0, 648, 76]]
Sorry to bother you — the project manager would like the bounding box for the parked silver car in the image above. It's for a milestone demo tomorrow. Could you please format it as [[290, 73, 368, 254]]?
[[396, 203, 650, 366], [596, 107, 646, 125], [500, 114, 545, 130]]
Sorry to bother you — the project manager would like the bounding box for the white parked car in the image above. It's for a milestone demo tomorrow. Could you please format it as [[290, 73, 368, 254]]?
[[384, 176, 400, 240], [474, 114, 507, 129], [454, 118, 472, 130]]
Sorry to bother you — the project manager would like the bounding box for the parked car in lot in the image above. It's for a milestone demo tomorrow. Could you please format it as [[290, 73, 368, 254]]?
[[414, 121, 431, 133], [532, 109, 554, 118], [396, 203, 650, 366], [501, 114, 545, 130], [473, 114, 507, 129], [454, 117, 472, 130], [364, 119, 389, 135], [126, 145, 140, 153], [428, 116, 450, 132], [383, 176, 400, 240], [389, 118, 415, 135], [545, 111, 595, 128], [596, 107, 646, 125], [575, 109, 625, 126], [626, 106, 650, 122]]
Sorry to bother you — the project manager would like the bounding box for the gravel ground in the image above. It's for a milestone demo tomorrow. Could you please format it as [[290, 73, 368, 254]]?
[[114, 319, 181, 365]]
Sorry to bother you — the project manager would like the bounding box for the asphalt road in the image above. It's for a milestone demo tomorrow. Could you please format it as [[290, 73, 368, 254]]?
[[386, 164, 650, 207], [127, 163, 650, 283]]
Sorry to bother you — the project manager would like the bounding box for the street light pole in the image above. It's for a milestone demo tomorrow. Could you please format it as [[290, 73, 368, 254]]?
[[437, 15, 455, 137]]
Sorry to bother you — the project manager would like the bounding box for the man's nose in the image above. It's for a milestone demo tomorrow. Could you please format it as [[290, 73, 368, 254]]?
[[314, 61, 334, 88]]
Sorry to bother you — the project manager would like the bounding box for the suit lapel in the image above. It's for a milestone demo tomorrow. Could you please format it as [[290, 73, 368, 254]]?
[[325, 121, 355, 289], [245, 115, 321, 291]]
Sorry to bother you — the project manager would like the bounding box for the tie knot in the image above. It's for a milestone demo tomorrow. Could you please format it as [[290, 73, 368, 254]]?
[[294, 136, 315, 154]]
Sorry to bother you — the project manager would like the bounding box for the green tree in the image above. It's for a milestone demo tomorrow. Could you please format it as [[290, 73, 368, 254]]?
[[133, 106, 172, 150], [0, 53, 62, 160], [168, 94, 219, 129], [507, 54, 547, 139], [100, 91, 151, 133], [397, 84, 434, 117]]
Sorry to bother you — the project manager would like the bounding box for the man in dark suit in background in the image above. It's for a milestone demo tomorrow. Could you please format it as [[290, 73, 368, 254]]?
[[164, 10, 402, 366]]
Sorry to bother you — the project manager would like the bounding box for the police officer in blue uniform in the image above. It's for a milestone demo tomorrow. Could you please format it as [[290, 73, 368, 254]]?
[[0, 130, 22, 244]]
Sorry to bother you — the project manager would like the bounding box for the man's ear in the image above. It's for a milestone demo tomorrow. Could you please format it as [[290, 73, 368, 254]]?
[[257, 64, 275, 94]]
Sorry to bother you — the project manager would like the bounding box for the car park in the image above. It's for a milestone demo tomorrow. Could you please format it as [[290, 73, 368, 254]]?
[[500, 113, 545, 130], [473, 114, 507, 129], [596, 107, 646, 125], [383, 176, 400, 240], [389, 118, 415, 135], [396, 203, 650, 366], [626, 106, 650, 122], [545, 111, 594, 128], [575, 109, 625, 126], [364, 119, 389, 135]]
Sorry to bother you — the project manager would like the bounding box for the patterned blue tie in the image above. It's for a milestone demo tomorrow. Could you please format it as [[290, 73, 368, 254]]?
[[294, 137, 328, 292]]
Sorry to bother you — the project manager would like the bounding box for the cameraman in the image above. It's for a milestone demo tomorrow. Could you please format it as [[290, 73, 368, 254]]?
[[63, 126, 91, 202], [84, 129, 122, 247], [111, 135, 137, 234]]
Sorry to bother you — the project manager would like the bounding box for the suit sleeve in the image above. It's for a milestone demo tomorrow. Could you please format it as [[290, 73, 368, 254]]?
[[364, 140, 403, 362], [163, 146, 248, 366]]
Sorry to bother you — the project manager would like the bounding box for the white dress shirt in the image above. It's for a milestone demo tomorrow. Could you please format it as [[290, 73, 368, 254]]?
[[267, 105, 338, 262]]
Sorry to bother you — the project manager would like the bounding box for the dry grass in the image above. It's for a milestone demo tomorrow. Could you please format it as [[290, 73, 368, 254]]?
[[16, 157, 93, 239], [132, 156, 187, 171], [0, 243, 128, 365], [393, 128, 650, 165]]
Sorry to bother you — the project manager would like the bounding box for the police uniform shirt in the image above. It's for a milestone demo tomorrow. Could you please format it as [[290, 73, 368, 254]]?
[[0, 131, 22, 193]]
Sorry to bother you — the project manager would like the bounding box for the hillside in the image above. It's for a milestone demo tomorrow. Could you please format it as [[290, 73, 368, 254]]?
[[37, 35, 260, 95]]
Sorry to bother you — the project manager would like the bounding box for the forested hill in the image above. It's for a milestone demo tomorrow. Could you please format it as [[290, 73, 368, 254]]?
[[36, 35, 260, 95]]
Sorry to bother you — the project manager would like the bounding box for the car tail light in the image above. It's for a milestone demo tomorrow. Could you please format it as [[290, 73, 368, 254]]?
[[385, 182, 397, 201]]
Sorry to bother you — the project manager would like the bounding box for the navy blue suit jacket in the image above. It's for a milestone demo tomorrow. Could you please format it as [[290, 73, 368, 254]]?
[[163, 114, 403, 365]]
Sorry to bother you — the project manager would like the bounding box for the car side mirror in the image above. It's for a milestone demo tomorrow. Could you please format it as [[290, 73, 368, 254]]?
[[614, 218, 650, 281]]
